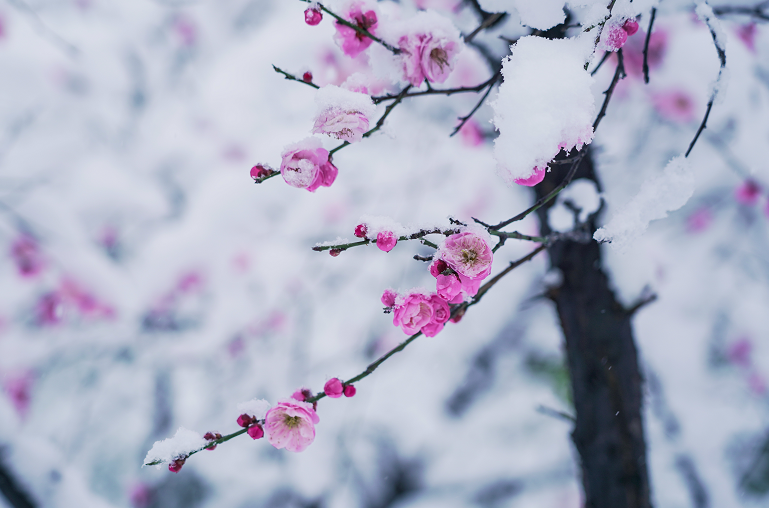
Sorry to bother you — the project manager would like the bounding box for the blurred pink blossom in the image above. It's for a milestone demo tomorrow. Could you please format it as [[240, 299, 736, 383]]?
[[173, 15, 197, 47], [129, 483, 152, 508], [727, 337, 752, 368], [280, 138, 338, 192], [748, 373, 767, 395], [312, 107, 370, 143], [333, 2, 378, 58], [264, 399, 320, 452], [736, 24, 756, 53], [3, 371, 33, 418], [11, 234, 45, 278], [652, 89, 697, 123], [735, 179, 761, 205], [685, 207, 712, 233], [459, 120, 484, 147], [624, 29, 668, 78], [398, 31, 460, 86]]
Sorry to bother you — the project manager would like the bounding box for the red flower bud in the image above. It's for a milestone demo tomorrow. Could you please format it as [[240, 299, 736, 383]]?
[[304, 8, 322, 26], [168, 458, 185, 473], [354, 224, 367, 238], [247, 424, 264, 440], [237, 414, 255, 428], [329, 249, 342, 257], [302, 71, 313, 83], [343, 384, 356, 397]]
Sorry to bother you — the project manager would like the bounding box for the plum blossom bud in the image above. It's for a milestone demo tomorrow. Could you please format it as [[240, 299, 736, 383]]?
[[237, 413, 256, 428], [429, 259, 448, 277], [354, 224, 368, 238], [623, 19, 639, 36], [247, 424, 265, 440], [381, 289, 397, 307], [602, 24, 628, 51], [302, 71, 313, 83], [203, 432, 221, 450], [329, 249, 342, 257], [343, 384, 356, 397], [305, 8, 322, 26], [324, 378, 344, 398], [250, 164, 273, 181], [168, 458, 185, 473], [291, 388, 313, 402], [280, 138, 338, 192], [376, 231, 397, 252]]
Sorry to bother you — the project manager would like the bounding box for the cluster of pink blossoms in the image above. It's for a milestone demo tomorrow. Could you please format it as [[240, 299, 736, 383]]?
[[377, 228, 493, 337]]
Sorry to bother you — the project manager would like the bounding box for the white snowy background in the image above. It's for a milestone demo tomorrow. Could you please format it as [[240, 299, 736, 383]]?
[[0, 1, 768, 507]]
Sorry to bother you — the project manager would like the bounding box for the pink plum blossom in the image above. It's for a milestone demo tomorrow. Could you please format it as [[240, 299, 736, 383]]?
[[129, 483, 152, 508], [728, 338, 752, 368], [264, 399, 320, 452], [376, 231, 397, 252], [748, 373, 766, 395], [439, 231, 493, 280], [624, 29, 667, 78], [602, 24, 629, 52], [736, 24, 756, 53], [396, 11, 462, 86], [436, 273, 462, 302], [391, 290, 450, 337], [305, 8, 322, 26], [355, 224, 368, 238], [280, 138, 338, 192], [324, 378, 344, 398], [3, 371, 33, 417], [343, 384, 357, 397], [685, 207, 712, 233], [514, 167, 547, 187], [11, 234, 45, 278], [652, 90, 697, 123], [312, 108, 369, 143], [381, 289, 397, 307], [735, 180, 761, 205], [333, 2, 378, 58]]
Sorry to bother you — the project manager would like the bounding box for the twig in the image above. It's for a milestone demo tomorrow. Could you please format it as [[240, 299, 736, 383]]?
[[299, 0, 400, 53], [307, 244, 548, 404], [593, 49, 626, 132], [312, 226, 458, 252], [685, 8, 727, 158], [464, 12, 505, 43], [536, 405, 576, 423], [712, 1, 769, 21], [642, 7, 657, 84], [145, 427, 250, 466], [413, 254, 434, 262], [450, 74, 501, 137], [253, 171, 280, 184], [372, 73, 500, 104], [272, 65, 319, 89], [590, 51, 611, 76]]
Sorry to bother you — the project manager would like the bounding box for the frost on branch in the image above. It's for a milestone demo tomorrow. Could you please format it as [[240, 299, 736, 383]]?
[[143, 427, 207, 467], [491, 35, 596, 185], [594, 156, 694, 252]]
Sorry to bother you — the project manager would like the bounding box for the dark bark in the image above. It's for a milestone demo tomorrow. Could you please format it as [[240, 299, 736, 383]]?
[[534, 149, 652, 508]]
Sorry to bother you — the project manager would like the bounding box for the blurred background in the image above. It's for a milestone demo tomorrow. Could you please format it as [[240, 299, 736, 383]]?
[[0, 0, 768, 507]]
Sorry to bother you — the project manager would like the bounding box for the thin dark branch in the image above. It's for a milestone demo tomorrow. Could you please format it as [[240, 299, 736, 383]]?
[[712, 1, 769, 21], [253, 171, 280, 184], [590, 51, 611, 76], [593, 49, 626, 132], [537, 404, 576, 423], [626, 292, 658, 316], [642, 7, 657, 84], [413, 254, 434, 262], [450, 74, 501, 137], [272, 65, 319, 89], [313, 226, 458, 252], [685, 9, 727, 158], [464, 12, 505, 43], [373, 73, 500, 104]]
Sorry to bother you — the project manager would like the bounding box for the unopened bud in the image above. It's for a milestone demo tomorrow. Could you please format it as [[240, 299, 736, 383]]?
[[302, 71, 313, 83], [343, 384, 356, 397], [304, 8, 322, 26], [237, 414, 255, 428], [622, 19, 639, 36], [168, 457, 186, 473], [247, 424, 265, 440], [324, 378, 344, 398], [329, 249, 342, 257], [354, 224, 367, 238]]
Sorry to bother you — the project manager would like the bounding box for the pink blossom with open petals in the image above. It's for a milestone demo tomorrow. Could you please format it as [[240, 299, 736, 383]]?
[[439, 231, 493, 280], [421, 295, 450, 337], [420, 34, 459, 83], [436, 273, 462, 302], [376, 231, 397, 252], [392, 292, 433, 335], [737, 24, 756, 53], [280, 138, 338, 192], [264, 399, 320, 452], [333, 2, 378, 58], [396, 11, 462, 86], [514, 167, 547, 187]]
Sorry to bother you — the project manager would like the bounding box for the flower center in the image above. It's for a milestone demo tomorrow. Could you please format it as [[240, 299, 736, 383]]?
[[461, 248, 477, 265], [283, 415, 302, 428], [430, 48, 448, 69]]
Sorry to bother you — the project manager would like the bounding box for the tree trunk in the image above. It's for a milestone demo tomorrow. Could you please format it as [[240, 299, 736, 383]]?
[[534, 149, 652, 508]]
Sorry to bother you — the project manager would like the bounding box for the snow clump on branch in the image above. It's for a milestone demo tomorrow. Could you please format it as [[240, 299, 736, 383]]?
[[312, 85, 376, 143], [144, 427, 208, 468], [491, 35, 596, 186]]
